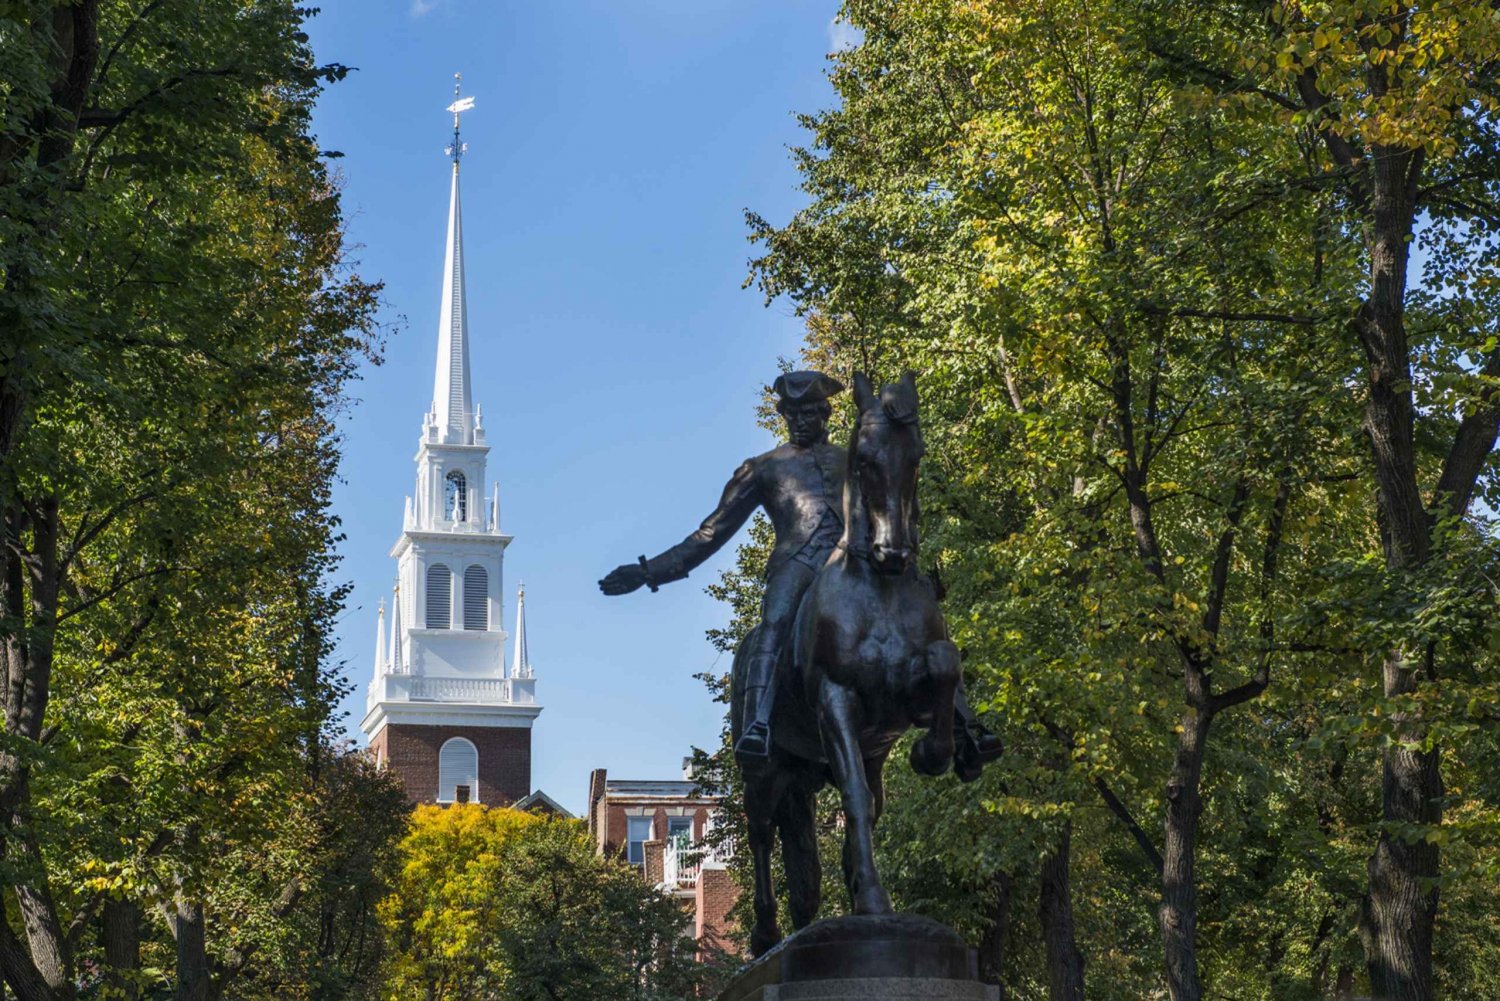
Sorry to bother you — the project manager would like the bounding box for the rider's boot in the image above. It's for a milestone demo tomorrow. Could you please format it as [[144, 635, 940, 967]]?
[[735, 677, 774, 762], [953, 688, 1003, 783]]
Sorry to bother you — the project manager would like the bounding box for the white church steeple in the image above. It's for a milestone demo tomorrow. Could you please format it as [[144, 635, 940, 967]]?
[[430, 141, 473, 444], [363, 76, 541, 806]]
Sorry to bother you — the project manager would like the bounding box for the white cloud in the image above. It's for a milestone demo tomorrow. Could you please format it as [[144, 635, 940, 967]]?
[[828, 17, 862, 53], [411, 0, 442, 16]]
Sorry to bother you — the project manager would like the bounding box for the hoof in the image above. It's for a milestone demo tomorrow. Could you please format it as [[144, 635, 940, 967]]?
[[751, 920, 781, 957], [853, 886, 893, 915], [909, 733, 954, 776]]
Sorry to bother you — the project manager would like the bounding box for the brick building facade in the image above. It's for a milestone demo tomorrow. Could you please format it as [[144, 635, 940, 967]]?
[[587, 762, 743, 958], [369, 723, 532, 807]]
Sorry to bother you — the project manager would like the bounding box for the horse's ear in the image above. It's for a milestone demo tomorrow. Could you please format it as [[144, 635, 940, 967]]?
[[899, 369, 918, 402], [853, 372, 876, 412]]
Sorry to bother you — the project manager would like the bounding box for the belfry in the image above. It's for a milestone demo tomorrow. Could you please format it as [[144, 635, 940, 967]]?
[[362, 77, 541, 806]]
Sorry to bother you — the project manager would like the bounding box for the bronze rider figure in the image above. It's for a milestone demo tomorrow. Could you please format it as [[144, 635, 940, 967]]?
[[598, 371, 999, 774]]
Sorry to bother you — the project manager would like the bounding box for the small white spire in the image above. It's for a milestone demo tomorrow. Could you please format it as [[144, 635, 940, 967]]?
[[389, 581, 404, 674], [373, 598, 387, 676], [431, 74, 475, 444], [512, 582, 531, 678]]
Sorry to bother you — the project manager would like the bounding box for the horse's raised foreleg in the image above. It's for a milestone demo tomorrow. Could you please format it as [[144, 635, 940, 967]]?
[[743, 771, 781, 957], [909, 639, 960, 776], [817, 678, 892, 915], [776, 776, 822, 931]]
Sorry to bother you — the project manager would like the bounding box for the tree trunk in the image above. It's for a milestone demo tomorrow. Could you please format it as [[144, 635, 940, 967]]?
[[1160, 710, 1210, 1001], [171, 896, 212, 1001], [1039, 821, 1085, 1001], [1352, 139, 1440, 1001], [977, 869, 1012, 996], [1334, 964, 1356, 1001], [102, 899, 140, 1000]]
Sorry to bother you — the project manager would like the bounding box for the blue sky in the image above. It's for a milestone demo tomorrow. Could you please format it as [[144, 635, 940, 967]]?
[[307, 2, 848, 814]]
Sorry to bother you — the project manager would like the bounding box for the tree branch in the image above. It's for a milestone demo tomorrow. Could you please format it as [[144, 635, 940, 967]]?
[[1431, 347, 1500, 520], [1092, 777, 1165, 877]]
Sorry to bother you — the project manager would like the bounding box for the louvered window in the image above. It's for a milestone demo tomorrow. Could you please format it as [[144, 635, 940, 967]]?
[[425, 564, 452, 629], [437, 737, 478, 803], [463, 565, 488, 630]]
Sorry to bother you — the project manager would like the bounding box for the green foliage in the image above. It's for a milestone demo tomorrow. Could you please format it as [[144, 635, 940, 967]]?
[[0, 2, 390, 998]]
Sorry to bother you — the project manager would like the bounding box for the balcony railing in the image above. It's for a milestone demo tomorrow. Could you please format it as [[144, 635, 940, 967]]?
[[369, 673, 536, 707], [409, 676, 511, 702], [661, 830, 735, 890]]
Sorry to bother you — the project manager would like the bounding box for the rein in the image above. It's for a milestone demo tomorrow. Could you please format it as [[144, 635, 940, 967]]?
[[836, 538, 874, 562]]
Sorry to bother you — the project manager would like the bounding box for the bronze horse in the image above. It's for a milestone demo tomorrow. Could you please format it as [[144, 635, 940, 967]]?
[[731, 371, 965, 956]]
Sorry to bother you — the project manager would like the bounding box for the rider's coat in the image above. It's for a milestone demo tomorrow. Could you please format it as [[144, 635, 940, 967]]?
[[641, 440, 846, 586]]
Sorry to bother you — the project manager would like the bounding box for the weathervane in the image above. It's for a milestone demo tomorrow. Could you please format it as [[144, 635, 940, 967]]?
[[445, 72, 474, 163]]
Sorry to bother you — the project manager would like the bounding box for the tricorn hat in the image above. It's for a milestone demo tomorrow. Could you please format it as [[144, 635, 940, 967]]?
[[773, 371, 845, 407]]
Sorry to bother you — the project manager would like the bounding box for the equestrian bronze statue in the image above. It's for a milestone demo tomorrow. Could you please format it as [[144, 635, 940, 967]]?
[[599, 370, 1000, 955]]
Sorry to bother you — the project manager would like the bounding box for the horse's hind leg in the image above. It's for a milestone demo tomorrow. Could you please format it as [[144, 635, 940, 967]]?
[[776, 777, 821, 931], [743, 771, 781, 957], [817, 678, 892, 915], [910, 639, 960, 776]]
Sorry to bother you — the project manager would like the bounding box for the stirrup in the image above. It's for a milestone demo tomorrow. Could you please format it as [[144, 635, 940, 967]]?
[[954, 729, 1002, 783], [735, 721, 771, 761]]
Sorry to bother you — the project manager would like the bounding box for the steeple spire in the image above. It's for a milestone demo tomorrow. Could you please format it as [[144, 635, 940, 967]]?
[[512, 582, 532, 678], [432, 73, 476, 443], [373, 598, 387, 677], [389, 582, 404, 674]]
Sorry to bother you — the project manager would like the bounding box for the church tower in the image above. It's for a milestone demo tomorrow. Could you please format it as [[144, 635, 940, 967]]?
[[362, 79, 541, 806]]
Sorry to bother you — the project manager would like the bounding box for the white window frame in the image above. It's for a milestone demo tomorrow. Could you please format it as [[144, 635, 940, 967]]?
[[626, 816, 654, 865], [437, 736, 479, 804], [445, 470, 468, 522]]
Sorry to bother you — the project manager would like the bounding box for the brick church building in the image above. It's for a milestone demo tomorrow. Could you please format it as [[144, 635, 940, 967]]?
[[361, 87, 549, 810]]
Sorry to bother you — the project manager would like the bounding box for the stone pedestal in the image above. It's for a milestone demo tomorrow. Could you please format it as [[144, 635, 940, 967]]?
[[718, 915, 1000, 1001]]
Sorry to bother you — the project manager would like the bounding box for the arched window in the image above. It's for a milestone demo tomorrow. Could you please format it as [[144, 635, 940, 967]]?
[[445, 470, 468, 522], [437, 737, 479, 804], [463, 565, 488, 631], [425, 564, 452, 629]]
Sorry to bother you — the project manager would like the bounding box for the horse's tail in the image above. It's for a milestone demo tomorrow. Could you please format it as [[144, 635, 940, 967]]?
[[774, 774, 822, 930]]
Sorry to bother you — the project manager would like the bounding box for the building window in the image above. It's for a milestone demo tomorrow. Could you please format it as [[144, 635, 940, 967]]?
[[667, 816, 692, 845], [445, 470, 468, 522], [438, 737, 478, 803], [425, 564, 452, 629], [463, 565, 488, 630], [627, 816, 654, 865]]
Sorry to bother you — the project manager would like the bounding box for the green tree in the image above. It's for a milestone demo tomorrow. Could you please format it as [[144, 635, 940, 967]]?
[[1144, 5, 1500, 997], [0, 3, 380, 998]]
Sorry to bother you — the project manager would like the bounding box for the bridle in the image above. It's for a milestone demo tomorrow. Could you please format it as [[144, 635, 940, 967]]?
[[841, 408, 921, 564]]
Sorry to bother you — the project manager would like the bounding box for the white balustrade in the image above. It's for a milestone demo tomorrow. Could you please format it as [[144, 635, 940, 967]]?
[[372, 673, 528, 705], [660, 828, 736, 890]]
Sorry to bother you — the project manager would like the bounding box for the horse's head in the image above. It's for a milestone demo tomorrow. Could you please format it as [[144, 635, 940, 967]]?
[[850, 371, 924, 576]]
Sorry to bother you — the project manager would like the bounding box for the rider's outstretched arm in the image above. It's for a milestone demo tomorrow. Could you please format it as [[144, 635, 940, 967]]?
[[640, 458, 761, 587]]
